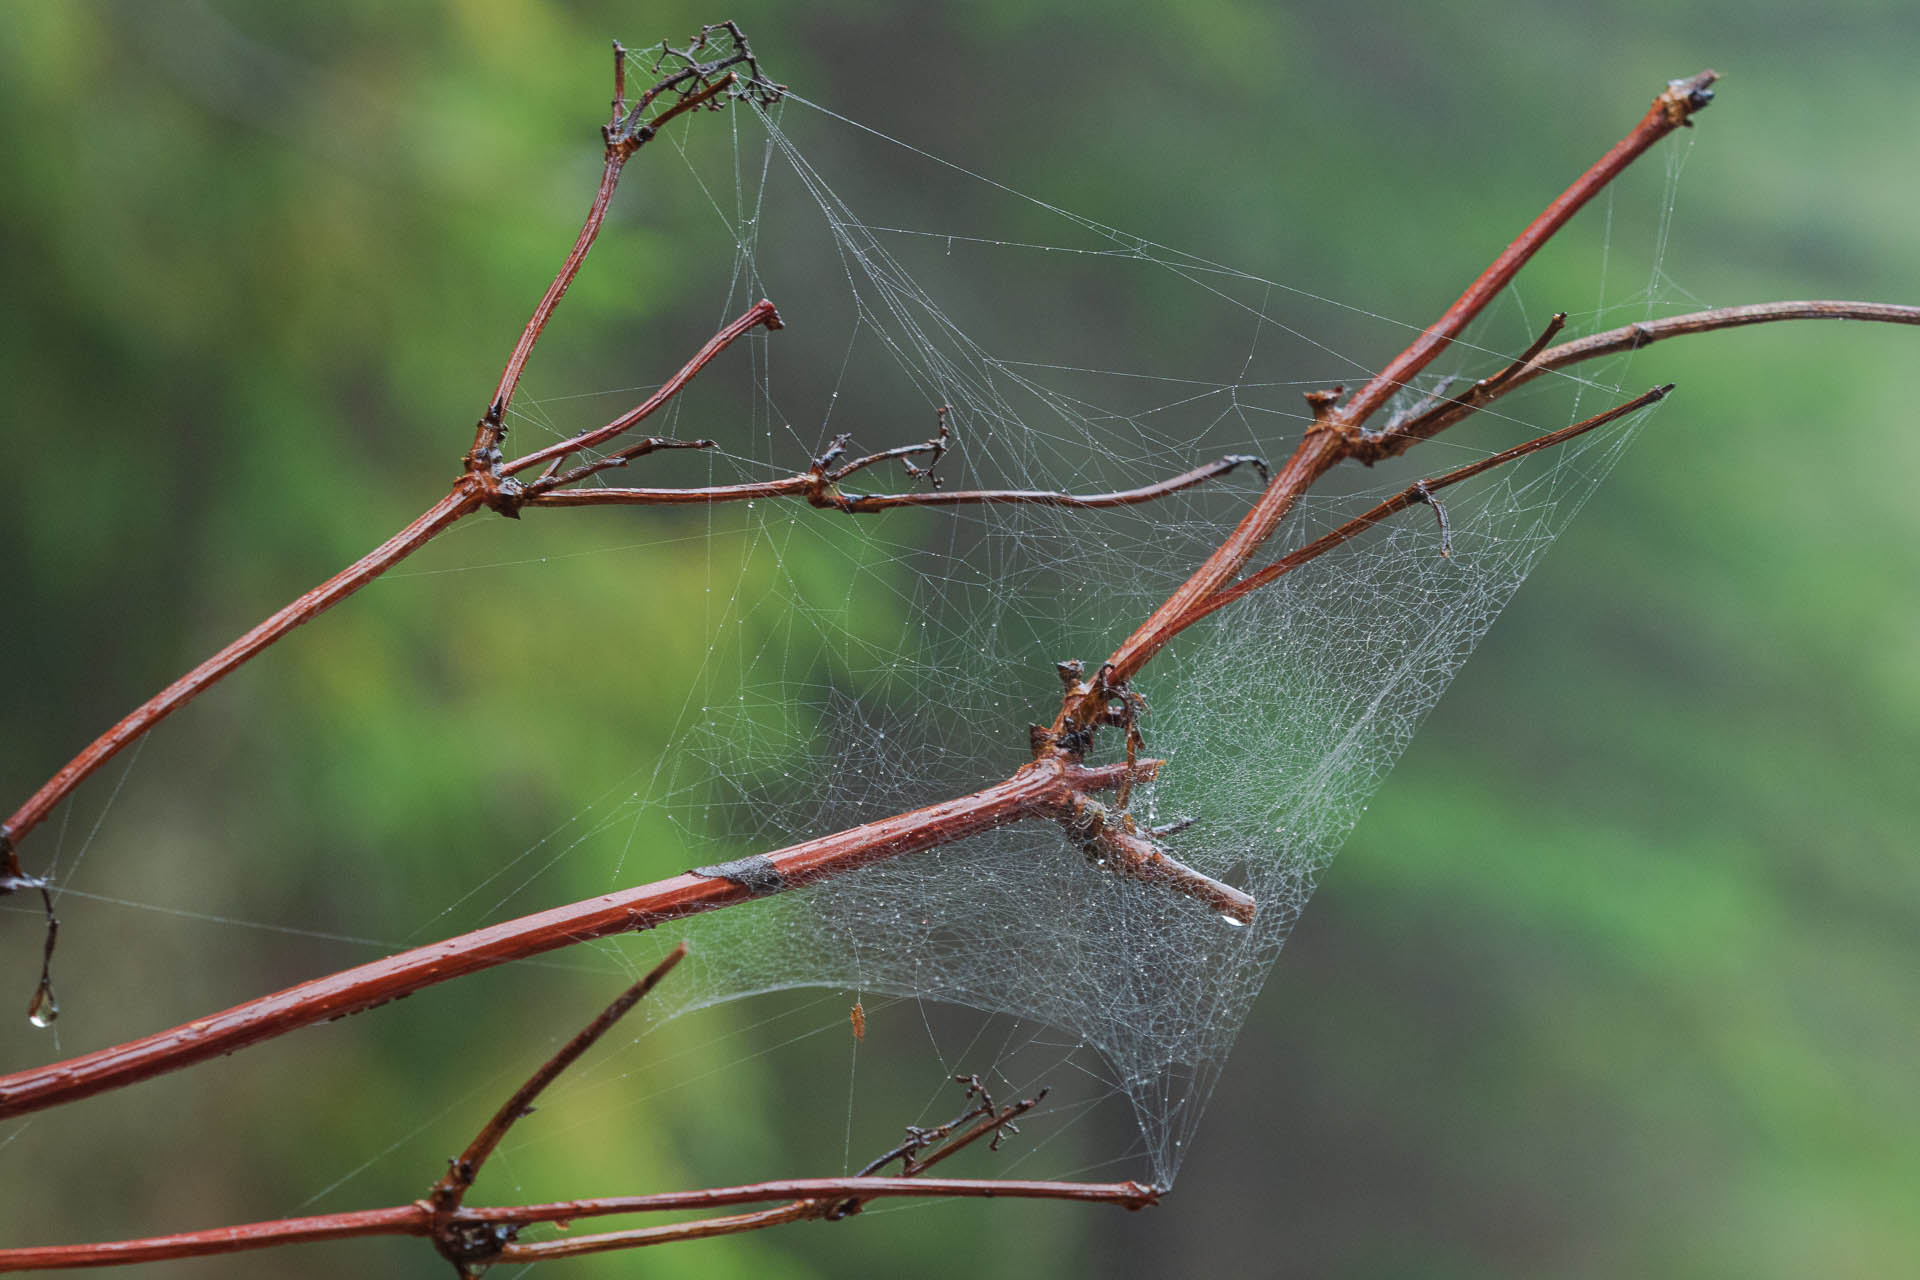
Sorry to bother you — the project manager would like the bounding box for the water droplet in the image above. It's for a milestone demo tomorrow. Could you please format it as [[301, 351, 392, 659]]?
[[1215, 910, 1248, 928], [27, 982, 57, 1029]]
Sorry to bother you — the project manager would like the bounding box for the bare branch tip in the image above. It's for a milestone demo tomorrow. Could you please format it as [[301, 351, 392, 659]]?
[[1659, 69, 1720, 125]]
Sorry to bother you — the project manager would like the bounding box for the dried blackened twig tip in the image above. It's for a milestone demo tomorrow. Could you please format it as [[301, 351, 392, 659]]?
[[812, 434, 851, 473], [1659, 70, 1720, 126], [612, 21, 784, 151], [1224, 453, 1271, 484]]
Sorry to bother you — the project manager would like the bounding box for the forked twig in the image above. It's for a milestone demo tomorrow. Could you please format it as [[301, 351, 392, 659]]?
[[424, 945, 689, 1271], [0, 952, 1151, 1274], [1375, 311, 1570, 455], [496, 1076, 1104, 1264], [1190, 384, 1674, 624]]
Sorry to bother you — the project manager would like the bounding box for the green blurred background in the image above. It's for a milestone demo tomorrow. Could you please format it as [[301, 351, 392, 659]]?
[[2, 1, 1915, 1276]]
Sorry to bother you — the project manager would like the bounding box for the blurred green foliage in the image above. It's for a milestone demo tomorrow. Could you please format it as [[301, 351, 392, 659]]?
[[1, 2, 1915, 1277]]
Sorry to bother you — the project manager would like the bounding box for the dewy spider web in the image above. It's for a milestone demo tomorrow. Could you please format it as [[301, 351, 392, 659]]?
[[489, 90, 1684, 1189]]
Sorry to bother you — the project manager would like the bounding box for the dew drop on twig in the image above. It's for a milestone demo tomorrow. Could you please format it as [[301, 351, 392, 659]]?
[[27, 981, 57, 1029]]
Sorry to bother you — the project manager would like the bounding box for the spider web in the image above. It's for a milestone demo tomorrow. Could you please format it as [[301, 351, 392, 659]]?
[[386, 86, 1690, 1197], [469, 91, 1698, 1192], [434, 86, 1698, 1193]]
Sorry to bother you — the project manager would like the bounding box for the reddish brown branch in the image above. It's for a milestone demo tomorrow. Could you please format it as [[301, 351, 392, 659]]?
[[1338, 71, 1716, 428], [0, 759, 1154, 1119], [495, 1178, 1156, 1261], [467, 1175, 1161, 1225], [1063, 792, 1257, 924], [0, 489, 481, 856], [3, 60, 784, 866], [476, 24, 783, 460], [0, 1179, 1153, 1272], [478, 147, 632, 453], [504, 299, 783, 481], [0, 1208, 429, 1272]]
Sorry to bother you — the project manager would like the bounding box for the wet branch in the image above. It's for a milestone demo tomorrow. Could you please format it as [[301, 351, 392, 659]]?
[[0, 758, 1157, 1119]]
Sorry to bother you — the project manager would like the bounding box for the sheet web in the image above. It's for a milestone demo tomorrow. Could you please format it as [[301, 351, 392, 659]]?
[[496, 94, 1683, 1192]]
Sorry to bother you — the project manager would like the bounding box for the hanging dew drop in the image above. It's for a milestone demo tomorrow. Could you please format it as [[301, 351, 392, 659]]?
[[27, 983, 57, 1029], [1215, 910, 1248, 928]]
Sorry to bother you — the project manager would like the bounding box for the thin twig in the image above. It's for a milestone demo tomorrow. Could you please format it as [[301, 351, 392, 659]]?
[[477, 24, 782, 455], [0, 1178, 1154, 1272], [1396, 300, 1920, 445], [1336, 72, 1716, 428], [426, 946, 689, 1220], [426, 945, 687, 1274], [1189, 385, 1673, 624], [523, 453, 1268, 511], [502, 300, 782, 482], [494, 1178, 1156, 1262], [0, 489, 480, 855]]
